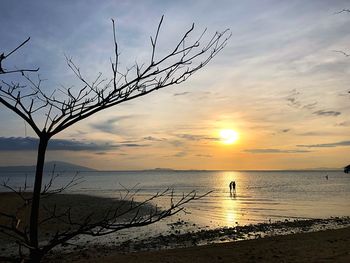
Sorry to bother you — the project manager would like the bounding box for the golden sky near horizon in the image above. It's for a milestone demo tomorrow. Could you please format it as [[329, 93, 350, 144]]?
[[1, 0, 350, 170]]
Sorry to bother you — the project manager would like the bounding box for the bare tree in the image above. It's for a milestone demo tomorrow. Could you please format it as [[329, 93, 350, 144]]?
[[334, 8, 350, 14], [333, 8, 350, 57], [0, 16, 230, 262], [0, 37, 39, 75]]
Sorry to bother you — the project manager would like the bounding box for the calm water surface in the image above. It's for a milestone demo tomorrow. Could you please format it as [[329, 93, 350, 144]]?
[[2, 170, 350, 228]]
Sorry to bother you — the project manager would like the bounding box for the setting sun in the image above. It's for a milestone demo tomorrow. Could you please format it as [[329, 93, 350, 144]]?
[[2, 2, 350, 262], [219, 129, 239, 144]]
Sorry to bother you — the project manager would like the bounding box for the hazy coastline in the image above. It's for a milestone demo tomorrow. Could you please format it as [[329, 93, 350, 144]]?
[[0, 161, 343, 173]]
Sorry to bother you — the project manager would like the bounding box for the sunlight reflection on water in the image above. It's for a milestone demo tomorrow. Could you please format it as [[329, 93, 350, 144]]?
[[1, 170, 350, 228]]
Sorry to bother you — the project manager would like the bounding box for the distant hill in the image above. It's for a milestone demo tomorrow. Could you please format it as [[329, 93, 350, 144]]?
[[0, 161, 96, 173], [148, 168, 175, 171]]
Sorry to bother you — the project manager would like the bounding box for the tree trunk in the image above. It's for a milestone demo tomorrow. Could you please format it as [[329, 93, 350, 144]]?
[[29, 135, 48, 262]]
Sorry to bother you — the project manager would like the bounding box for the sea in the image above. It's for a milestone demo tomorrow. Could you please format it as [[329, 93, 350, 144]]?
[[1, 169, 350, 229]]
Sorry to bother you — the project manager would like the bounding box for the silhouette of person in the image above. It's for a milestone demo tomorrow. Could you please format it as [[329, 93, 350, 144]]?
[[229, 181, 236, 193]]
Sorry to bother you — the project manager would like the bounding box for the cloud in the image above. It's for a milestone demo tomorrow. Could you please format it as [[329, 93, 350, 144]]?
[[68, 130, 89, 138], [0, 137, 108, 151], [196, 154, 212, 158], [120, 143, 148, 148], [286, 90, 317, 109], [335, 121, 350, 127], [286, 97, 301, 108], [173, 92, 190, 96], [302, 102, 318, 110], [286, 89, 302, 108], [244, 148, 311, 154], [173, 151, 187, 157], [176, 134, 218, 141], [95, 152, 107, 155], [90, 116, 133, 134], [0, 137, 39, 151], [297, 140, 350, 148], [286, 90, 320, 112], [168, 140, 184, 147], [306, 60, 350, 76], [166, 134, 218, 148], [312, 110, 341, 117], [337, 91, 350, 97], [143, 136, 165, 142], [297, 131, 334, 136], [0, 137, 148, 151]]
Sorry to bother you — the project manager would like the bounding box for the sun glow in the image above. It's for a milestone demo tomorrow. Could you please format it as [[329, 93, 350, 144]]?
[[219, 129, 239, 144]]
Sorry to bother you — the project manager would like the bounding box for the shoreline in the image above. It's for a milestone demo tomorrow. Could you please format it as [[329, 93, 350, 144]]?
[[46, 216, 350, 262], [100, 217, 350, 253], [49, 224, 350, 263], [1, 192, 350, 262]]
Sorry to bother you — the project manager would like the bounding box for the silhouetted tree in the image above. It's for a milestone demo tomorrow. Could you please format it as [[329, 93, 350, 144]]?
[[344, 165, 350, 173], [0, 16, 230, 262]]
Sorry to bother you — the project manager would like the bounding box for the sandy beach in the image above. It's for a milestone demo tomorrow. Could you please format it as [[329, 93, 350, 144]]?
[[53, 227, 350, 263], [0, 192, 146, 239], [1, 192, 350, 262], [0, 192, 152, 257]]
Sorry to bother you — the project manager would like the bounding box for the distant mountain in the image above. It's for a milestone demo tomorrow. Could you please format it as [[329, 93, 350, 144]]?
[[0, 161, 96, 173], [149, 168, 175, 171], [307, 167, 340, 171]]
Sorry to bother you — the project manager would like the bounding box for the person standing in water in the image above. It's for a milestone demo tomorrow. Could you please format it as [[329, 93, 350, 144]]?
[[229, 181, 236, 193]]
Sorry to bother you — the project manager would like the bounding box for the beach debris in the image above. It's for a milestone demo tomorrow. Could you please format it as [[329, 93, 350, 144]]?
[[70, 216, 350, 254]]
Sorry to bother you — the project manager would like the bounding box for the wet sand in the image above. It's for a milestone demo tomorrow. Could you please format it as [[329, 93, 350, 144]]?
[[0, 192, 146, 240], [1, 192, 350, 262], [0, 192, 152, 256], [64, 227, 350, 263]]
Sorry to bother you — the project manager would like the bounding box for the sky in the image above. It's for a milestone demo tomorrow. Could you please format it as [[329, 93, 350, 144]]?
[[1, 0, 350, 170]]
